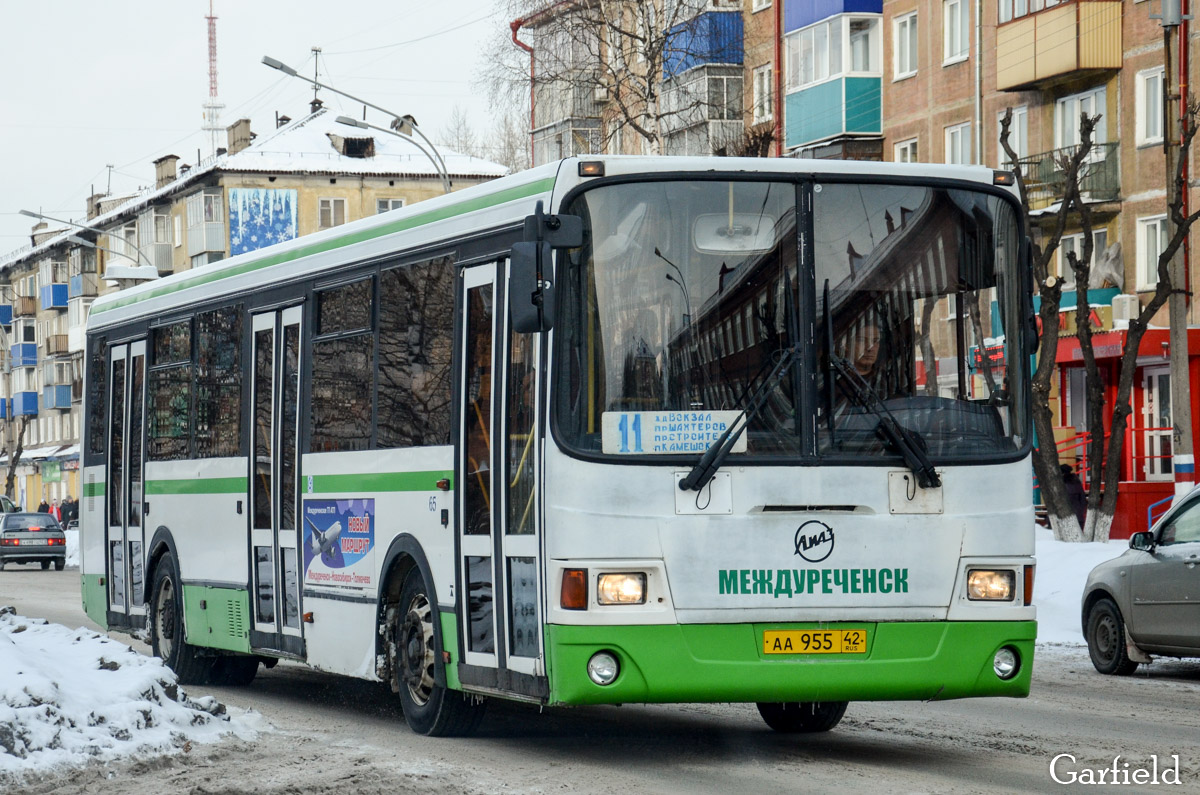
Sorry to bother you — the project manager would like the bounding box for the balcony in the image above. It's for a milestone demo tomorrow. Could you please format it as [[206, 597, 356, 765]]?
[[13, 296, 36, 317], [1013, 142, 1120, 211], [72, 378, 84, 403], [664, 11, 744, 79], [785, 77, 881, 149], [0, 398, 8, 419], [69, 273, 98, 298], [10, 343, 36, 369], [0, 305, 11, 326], [46, 334, 69, 356], [13, 392, 37, 417], [40, 283, 67, 311], [42, 385, 71, 410], [996, 1, 1121, 91]]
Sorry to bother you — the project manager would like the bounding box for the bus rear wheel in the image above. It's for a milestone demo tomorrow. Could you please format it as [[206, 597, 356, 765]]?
[[756, 701, 848, 733], [209, 655, 259, 686], [149, 552, 212, 685], [395, 569, 485, 736]]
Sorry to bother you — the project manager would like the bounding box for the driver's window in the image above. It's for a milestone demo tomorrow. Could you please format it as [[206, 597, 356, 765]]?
[[1160, 500, 1200, 545]]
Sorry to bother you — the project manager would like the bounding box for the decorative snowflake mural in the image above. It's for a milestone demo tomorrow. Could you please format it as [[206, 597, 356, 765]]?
[[229, 188, 298, 255]]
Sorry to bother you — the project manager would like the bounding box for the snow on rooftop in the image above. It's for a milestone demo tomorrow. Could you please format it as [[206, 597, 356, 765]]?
[[0, 606, 259, 784], [0, 108, 507, 268]]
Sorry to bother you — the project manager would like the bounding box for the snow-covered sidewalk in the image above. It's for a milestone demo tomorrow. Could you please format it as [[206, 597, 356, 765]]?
[[1031, 526, 1129, 646], [0, 606, 259, 786]]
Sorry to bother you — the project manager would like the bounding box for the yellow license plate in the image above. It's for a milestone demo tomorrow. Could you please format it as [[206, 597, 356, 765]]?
[[763, 629, 869, 655]]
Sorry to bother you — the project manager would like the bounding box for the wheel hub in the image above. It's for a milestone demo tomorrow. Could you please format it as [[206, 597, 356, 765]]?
[[399, 593, 435, 706]]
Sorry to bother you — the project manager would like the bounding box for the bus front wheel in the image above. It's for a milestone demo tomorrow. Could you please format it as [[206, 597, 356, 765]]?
[[149, 552, 212, 685], [395, 569, 485, 736], [756, 701, 848, 733]]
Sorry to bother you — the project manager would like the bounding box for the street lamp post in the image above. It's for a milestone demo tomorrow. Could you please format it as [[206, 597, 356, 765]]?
[[18, 210, 157, 271], [334, 116, 450, 193], [262, 55, 452, 193]]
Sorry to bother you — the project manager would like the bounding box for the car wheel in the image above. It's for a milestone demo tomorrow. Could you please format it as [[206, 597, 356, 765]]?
[[756, 701, 849, 733], [53, 560, 64, 571], [1085, 597, 1139, 676], [149, 552, 213, 684], [395, 568, 485, 736], [41, 560, 50, 570]]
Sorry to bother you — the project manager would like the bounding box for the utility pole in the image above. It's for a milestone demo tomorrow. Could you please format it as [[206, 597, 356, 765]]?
[[1156, 0, 1195, 499]]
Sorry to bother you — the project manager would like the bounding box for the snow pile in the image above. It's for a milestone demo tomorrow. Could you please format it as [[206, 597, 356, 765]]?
[[1033, 527, 1129, 646], [0, 606, 258, 782], [64, 527, 79, 567]]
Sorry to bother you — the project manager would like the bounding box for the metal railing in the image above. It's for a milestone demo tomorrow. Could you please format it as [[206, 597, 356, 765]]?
[[1013, 142, 1120, 210]]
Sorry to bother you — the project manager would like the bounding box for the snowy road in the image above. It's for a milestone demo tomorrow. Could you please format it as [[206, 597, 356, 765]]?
[[3, 566, 1200, 793]]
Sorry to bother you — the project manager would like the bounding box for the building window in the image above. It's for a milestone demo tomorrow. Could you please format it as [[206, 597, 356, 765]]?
[[753, 0, 771, 10], [753, 64, 773, 123], [173, 215, 182, 248], [945, 121, 972, 164], [894, 138, 918, 162], [376, 199, 405, 214], [1136, 215, 1168, 291], [944, 0, 969, 63], [894, 13, 918, 79], [997, 105, 1027, 166], [848, 18, 879, 73], [1059, 229, 1108, 288], [1136, 68, 1165, 146], [319, 198, 346, 230], [1055, 87, 1106, 149], [708, 74, 742, 121], [999, 0, 1056, 24]]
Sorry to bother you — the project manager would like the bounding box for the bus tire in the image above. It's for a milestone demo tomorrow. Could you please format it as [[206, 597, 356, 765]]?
[[396, 569, 485, 736], [1085, 598, 1138, 676], [149, 552, 212, 685], [209, 655, 259, 686], [756, 701, 848, 733]]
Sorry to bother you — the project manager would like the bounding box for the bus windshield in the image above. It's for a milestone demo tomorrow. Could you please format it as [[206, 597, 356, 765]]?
[[553, 178, 1027, 463]]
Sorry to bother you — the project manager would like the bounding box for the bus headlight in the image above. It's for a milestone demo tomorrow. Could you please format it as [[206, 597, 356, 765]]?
[[597, 572, 646, 605], [967, 569, 1016, 601]]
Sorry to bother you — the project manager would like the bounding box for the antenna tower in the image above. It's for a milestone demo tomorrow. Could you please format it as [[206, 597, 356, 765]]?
[[201, 0, 226, 157]]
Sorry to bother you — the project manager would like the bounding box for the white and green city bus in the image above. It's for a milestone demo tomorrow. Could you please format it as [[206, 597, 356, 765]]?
[[81, 156, 1037, 736]]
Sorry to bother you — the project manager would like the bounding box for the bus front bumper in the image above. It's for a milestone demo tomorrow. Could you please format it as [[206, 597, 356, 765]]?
[[545, 620, 1035, 706]]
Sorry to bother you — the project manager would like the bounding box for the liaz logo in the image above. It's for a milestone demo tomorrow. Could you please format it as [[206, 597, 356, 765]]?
[[794, 520, 834, 563]]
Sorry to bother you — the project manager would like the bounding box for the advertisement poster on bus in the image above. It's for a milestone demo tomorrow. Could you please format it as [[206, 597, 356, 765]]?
[[302, 498, 375, 589]]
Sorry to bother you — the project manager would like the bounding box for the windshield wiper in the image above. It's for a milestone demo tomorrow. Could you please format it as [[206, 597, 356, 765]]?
[[678, 347, 799, 493], [827, 353, 941, 489]]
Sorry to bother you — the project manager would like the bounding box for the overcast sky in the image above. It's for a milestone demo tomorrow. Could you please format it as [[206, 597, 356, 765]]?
[[0, 0, 507, 252]]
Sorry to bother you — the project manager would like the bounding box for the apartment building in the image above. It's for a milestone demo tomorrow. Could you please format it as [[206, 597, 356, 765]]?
[[878, 0, 1200, 534], [0, 109, 505, 509]]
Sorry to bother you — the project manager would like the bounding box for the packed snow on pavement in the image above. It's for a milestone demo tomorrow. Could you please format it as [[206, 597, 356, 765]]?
[[0, 605, 260, 788], [0, 526, 1131, 785]]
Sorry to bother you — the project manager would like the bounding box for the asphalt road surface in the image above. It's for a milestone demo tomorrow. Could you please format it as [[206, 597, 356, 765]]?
[[3, 564, 1199, 794]]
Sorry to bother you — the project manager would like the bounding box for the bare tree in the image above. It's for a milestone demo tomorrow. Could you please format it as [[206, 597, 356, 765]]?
[[1002, 102, 1200, 542], [481, 109, 533, 173], [489, 0, 753, 158], [4, 415, 31, 503], [440, 105, 482, 159]]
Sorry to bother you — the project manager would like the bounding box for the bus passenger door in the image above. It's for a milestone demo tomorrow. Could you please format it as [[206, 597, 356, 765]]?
[[249, 307, 303, 652], [457, 262, 545, 694], [105, 340, 147, 624]]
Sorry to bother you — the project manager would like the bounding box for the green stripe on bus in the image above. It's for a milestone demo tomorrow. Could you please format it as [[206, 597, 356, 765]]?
[[309, 471, 453, 493], [91, 176, 556, 316], [145, 477, 248, 495], [84, 482, 106, 498]]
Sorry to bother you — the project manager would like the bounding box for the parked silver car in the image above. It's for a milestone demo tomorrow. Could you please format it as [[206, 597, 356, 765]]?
[[1082, 488, 1200, 674]]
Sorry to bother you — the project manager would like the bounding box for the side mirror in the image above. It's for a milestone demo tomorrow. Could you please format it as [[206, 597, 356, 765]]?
[[510, 201, 580, 333], [510, 241, 555, 333], [1129, 531, 1155, 551]]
